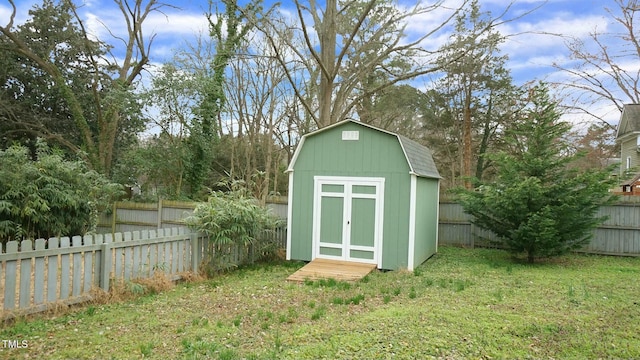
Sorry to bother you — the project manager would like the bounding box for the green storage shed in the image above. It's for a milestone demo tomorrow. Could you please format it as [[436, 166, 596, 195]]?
[[285, 119, 441, 271]]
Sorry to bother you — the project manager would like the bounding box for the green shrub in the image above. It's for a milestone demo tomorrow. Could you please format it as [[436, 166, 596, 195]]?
[[185, 186, 283, 274], [456, 84, 617, 263], [0, 141, 123, 244]]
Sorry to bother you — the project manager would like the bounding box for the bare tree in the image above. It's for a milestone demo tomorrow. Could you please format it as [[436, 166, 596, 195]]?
[[0, 0, 174, 175], [224, 28, 297, 203], [255, 0, 467, 129], [554, 0, 640, 130]]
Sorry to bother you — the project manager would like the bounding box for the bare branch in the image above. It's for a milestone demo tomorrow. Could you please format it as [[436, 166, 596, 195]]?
[[3, 0, 16, 29]]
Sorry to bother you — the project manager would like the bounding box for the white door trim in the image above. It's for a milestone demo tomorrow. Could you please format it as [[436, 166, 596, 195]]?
[[312, 176, 385, 267], [407, 174, 417, 271]]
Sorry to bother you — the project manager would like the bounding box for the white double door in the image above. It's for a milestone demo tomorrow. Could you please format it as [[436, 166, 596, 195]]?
[[312, 176, 384, 265]]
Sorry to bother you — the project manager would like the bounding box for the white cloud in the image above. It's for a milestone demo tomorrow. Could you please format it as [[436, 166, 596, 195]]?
[[78, 4, 210, 63], [0, 0, 39, 26], [145, 11, 209, 37]]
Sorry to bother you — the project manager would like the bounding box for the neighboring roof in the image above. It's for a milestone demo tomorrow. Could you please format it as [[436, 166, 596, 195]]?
[[622, 172, 640, 186], [616, 104, 640, 141], [287, 119, 441, 179]]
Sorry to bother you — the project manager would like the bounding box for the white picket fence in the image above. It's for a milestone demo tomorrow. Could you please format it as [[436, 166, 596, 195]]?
[[0, 228, 202, 317]]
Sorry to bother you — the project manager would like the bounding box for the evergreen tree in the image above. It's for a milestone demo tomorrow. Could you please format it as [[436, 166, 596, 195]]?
[[456, 83, 617, 263]]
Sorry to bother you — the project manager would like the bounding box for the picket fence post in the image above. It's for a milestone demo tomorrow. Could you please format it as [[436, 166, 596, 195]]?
[[4, 241, 18, 310], [190, 233, 199, 274], [19, 240, 33, 308], [157, 200, 163, 229], [1, 228, 207, 315], [100, 234, 113, 291]]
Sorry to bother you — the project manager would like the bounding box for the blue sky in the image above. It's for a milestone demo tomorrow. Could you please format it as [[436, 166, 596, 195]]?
[[1, 0, 627, 127]]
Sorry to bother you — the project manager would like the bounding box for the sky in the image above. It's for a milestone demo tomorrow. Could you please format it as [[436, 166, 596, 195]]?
[[0, 0, 629, 128]]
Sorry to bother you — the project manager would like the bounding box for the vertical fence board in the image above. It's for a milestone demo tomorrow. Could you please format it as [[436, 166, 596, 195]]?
[[155, 229, 164, 272], [132, 231, 141, 279], [83, 235, 94, 292], [3, 241, 18, 310], [124, 232, 133, 281], [177, 239, 184, 272], [150, 243, 158, 275], [190, 234, 198, 273], [114, 233, 123, 281], [100, 234, 113, 291], [171, 241, 178, 274], [163, 241, 171, 274], [47, 238, 59, 303], [72, 236, 83, 297], [34, 239, 46, 305], [148, 230, 157, 276], [140, 231, 150, 278], [59, 237, 71, 300], [94, 235, 103, 288], [19, 240, 32, 308]]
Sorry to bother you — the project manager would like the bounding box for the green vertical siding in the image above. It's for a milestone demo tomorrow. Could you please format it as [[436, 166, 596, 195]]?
[[289, 122, 426, 270], [319, 197, 344, 245], [350, 198, 376, 247], [413, 177, 439, 267], [289, 169, 315, 261], [621, 138, 640, 177], [380, 172, 410, 270]]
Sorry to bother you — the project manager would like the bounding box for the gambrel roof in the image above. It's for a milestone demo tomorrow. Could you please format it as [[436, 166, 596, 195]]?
[[397, 135, 441, 179], [287, 119, 441, 179]]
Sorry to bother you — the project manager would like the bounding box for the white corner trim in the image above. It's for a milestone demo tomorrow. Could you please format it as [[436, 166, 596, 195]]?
[[286, 136, 305, 173], [407, 174, 417, 271], [396, 136, 416, 175], [436, 180, 440, 251], [285, 171, 294, 260]]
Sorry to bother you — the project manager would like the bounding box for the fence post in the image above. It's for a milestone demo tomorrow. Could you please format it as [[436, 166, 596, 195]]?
[[470, 223, 475, 248], [157, 199, 163, 229], [111, 202, 117, 234], [100, 242, 112, 291], [190, 232, 199, 274]]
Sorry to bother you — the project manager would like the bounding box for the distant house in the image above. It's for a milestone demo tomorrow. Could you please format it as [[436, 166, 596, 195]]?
[[616, 104, 640, 194]]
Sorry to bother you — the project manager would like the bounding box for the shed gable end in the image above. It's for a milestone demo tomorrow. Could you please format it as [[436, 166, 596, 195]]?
[[293, 122, 410, 175]]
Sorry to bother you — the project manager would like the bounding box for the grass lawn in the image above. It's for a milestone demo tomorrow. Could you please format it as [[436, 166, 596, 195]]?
[[1, 246, 639, 359]]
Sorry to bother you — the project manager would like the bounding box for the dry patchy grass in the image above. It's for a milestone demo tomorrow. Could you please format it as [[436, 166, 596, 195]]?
[[1, 247, 639, 359]]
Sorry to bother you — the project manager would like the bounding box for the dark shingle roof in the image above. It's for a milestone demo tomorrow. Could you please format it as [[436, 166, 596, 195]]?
[[397, 135, 441, 179]]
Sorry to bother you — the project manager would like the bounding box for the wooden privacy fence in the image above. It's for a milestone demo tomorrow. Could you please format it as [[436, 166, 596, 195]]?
[[438, 201, 640, 256], [98, 198, 288, 234], [100, 198, 640, 257], [0, 228, 203, 317], [97, 200, 197, 234]]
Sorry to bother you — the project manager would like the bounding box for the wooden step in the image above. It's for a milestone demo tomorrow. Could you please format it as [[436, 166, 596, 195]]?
[[286, 258, 376, 283]]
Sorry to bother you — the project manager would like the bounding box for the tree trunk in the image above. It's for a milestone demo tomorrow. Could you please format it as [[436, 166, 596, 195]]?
[[318, 0, 337, 128], [463, 85, 473, 189], [475, 98, 493, 182]]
